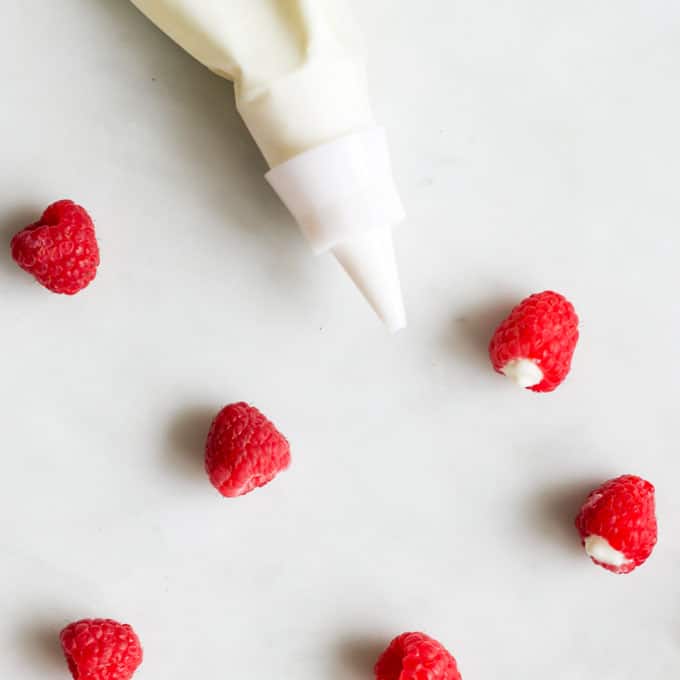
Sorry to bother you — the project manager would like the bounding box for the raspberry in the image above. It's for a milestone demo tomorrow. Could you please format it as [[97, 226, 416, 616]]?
[[205, 402, 291, 497], [575, 475, 657, 574], [10, 199, 100, 294], [375, 632, 462, 680], [488, 290, 579, 392], [59, 619, 142, 680]]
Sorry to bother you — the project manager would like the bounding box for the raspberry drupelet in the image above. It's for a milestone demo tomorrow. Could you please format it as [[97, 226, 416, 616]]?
[[375, 632, 462, 680], [10, 199, 100, 294], [205, 402, 291, 497], [575, 474, 657, 574], [489, 290, 579, 392], [59, 618, 142, 680]]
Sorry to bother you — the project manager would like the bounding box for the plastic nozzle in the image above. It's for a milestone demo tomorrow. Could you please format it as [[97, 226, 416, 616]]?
[[266, 127, 406, 330], [332, 227, 406, 332]]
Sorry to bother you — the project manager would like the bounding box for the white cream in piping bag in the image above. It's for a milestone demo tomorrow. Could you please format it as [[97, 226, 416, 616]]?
[[129, 0, 406, 331]]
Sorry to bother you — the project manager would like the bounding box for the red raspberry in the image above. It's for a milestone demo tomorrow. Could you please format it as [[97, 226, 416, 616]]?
[[59, 619, 142, 680], [10, 199, 100, 294], [205, 402, 291, 497], [375, 632, 462, 680], [575, 475, 657, 574], [488, 290, 579, 392]]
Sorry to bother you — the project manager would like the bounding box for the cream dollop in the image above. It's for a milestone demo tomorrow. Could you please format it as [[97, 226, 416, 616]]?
[[501, 358, 543, 388], [584, 534, 631, 568]]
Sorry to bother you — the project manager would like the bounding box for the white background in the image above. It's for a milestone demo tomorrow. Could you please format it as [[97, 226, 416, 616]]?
[[2, 2, 680, 678]]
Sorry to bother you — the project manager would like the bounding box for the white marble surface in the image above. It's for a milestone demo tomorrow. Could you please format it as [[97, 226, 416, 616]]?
[[2, 2, 680, 678]]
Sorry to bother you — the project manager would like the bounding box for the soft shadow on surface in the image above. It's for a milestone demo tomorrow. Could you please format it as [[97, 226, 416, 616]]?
[[0, 205, 41, 275], [526, 478, 602, 554], [444, 296, 519, 369], [16, 621, 65, 671], [333, 637, 387, 680], [165, 405, 217, 480], [89, 0, 305, 260]]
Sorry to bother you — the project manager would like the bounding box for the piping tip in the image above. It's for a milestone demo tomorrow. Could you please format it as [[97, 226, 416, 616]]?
[[332, 227, 406, 332]]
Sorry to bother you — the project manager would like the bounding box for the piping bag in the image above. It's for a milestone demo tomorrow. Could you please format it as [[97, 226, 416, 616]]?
[[129, 0, 406, 331]]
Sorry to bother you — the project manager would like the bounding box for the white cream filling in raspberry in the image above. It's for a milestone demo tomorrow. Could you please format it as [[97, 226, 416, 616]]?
[[584, 534, 631, 568], [501, 358, 543, 388]]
